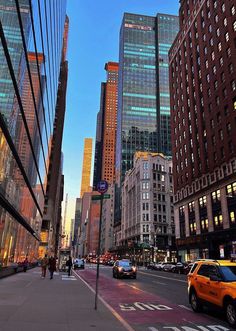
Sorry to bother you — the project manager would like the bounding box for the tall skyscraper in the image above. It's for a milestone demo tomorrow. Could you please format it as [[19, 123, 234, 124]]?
[[0, 0, 67, 265], [115, 13, 179, 225], [93, 83, 105, 189], [93, 62, 119, 187], [102, 62, 119, 184], [169, 0, 236, 261], [41, 15, 69, 256], [80, 138, 93, 197]]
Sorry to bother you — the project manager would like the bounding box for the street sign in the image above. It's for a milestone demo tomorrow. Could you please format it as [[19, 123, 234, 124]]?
[[97, 180, 108, 194], [92, 194, 110, 201]]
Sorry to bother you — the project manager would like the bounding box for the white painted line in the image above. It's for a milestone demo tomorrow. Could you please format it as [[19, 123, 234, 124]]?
[[74, 271, 135, 331], [152, 280, 166, 285], [61, 278, 77, 281], [178, 304, 192, 311], [139, 271, 187, 283], [148, 327, 159, 331]]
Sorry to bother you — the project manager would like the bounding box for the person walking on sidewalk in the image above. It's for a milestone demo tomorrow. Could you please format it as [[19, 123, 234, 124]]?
[[48, 256, 57, 279], [66, 256, 73, 276], [23, 257, 28, 272], [41, 254, 49, 278]]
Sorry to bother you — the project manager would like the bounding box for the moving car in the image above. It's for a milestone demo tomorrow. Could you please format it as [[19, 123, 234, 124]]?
[[73, 258, 85, 270], [188, 259, 236, 328], [113, 260, 137, 279]]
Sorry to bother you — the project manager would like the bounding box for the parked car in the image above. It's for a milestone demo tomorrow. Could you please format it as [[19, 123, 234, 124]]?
[[113, 259, 137, 279], [163, 263, 176, 272], [184, 262, 194, 274], [147, 262, 157, 270], [172, 262, 186, 274], [155, 262, 169, 270], [73, 258, 85, 269]]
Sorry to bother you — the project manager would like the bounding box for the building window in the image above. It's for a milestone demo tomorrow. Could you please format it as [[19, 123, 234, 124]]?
[[214, 214, 223, 227], [189, 201, 195, 212], [231, 81, 236, 91], [227, 182, 236, 196], [143, 162, 148, 170], [199, 196, 207, 207], [201, 218, 209, 232], [190, 222, 196, 235], [212, 190, 220, 202], [227, 47, 231, 57], [233, 21, 236, 31], [230, 211, 235, 223], [225, 32, 229, 42]]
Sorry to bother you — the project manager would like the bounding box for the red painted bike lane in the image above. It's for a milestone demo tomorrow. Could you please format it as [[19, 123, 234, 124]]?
[[75, 269, 231, 331]]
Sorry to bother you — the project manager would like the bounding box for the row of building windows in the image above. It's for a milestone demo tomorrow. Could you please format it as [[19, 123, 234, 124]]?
[[180, 183, 236, 212]]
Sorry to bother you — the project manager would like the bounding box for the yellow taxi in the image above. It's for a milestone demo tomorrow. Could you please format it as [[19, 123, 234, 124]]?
[[188, 259, 236, 328]]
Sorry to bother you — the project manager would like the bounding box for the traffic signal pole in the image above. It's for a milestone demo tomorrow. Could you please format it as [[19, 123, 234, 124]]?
[[94, 193, 104, 310]]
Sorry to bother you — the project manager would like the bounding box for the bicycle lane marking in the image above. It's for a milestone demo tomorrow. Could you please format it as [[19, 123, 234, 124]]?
[[75, 269, 220, 328]]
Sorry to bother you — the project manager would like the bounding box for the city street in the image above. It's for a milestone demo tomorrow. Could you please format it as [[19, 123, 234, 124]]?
[[75, 264, 233, 331]]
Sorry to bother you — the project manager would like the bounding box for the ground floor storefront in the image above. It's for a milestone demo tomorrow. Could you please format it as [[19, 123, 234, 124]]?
[[177, 228, 236, 262]]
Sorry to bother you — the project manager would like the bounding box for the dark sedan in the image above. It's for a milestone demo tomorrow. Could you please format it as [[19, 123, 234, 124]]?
[[113, 260, 137, 279]]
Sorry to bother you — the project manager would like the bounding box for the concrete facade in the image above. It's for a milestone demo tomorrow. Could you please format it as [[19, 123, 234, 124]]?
[[120, 152, 175, 260]]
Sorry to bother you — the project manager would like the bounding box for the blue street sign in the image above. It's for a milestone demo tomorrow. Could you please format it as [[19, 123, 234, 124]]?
[[97, 180, 108, 194]]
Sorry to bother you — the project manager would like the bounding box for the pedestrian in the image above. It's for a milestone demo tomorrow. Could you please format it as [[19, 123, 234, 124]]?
[[23, 257, 28, 272], [48, 256, 57, 279], [66, 256, 73, 276], [41, 254, 49, 278]]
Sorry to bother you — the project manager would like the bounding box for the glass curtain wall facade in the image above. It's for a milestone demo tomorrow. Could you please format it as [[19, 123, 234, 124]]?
[[0, 0, 67, 266], [115, 13, 178, 225], [157, 15, 179, 155]]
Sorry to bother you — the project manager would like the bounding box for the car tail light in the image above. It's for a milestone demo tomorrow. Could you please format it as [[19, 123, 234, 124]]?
[[132, 266, 137, 272], [118, 267, 123, 272]]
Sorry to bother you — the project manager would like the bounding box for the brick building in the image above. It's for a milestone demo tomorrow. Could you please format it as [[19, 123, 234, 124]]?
[[169, 0, 236, 261]]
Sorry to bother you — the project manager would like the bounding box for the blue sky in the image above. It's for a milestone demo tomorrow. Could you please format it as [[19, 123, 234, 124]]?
[[63, 0, 180, 207]]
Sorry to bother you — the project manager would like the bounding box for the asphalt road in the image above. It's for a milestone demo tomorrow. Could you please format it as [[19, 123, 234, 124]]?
[[100, 265, 189, 306], [75, 264, 234, 331]]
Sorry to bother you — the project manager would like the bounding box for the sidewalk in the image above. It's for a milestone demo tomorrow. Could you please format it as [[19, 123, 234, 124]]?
[[0, 267, 127, 331]]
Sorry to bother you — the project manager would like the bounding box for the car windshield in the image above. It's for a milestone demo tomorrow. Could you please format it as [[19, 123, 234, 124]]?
[[220, 266, 236, 281], [119, 261, 132, 267]]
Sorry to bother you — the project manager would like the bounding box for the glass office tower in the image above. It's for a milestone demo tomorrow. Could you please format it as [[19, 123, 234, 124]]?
[[0, 0, 67, 266], [116, 13, 179, 183], [115, 13, 179, 225], [157, 14, 179, 156]]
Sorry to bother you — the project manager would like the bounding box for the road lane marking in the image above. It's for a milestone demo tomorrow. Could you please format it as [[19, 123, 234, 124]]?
[[148, 328, 158, 331], [139, 271, 187, 283], [152, 280, 167, 285], [178, 305, 192, 311], [74, 271, 135, 331]]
